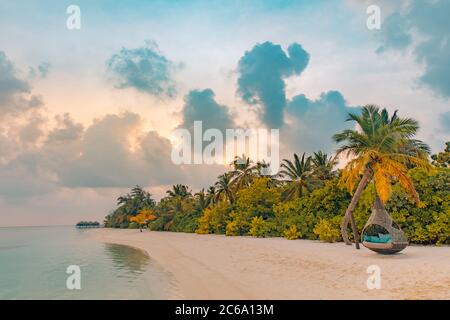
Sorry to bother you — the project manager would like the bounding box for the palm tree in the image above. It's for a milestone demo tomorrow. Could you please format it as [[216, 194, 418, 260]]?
[[279, 153, 313, 201], [230, 155, 259, 190], [116, 194, 131, 206], [214, 172, 235, 204], [333, 105, 431, 249], [195, 189, 211, 210], [206, 186, 216, 205], [255, 160, 282, 187], [311, 151, 337, 181], [166, 184, 191, 199]]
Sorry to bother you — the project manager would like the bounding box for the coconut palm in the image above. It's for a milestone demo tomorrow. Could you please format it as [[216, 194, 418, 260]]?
[[279, 153, 313, 201], [195, 188, 211, 210], [255, 160, 282, 187], [206, 186, 216, 205], [214, 172, 235, 204], [166, 184, 191, 199], [311, 151, 337, 181], [333, 105, 431, 249], [230, 155, 259, 190], [116, 194, 131, 206]]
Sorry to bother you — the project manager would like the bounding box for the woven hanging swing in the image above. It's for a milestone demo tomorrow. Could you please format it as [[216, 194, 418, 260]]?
[[361, 197, 408, 254]]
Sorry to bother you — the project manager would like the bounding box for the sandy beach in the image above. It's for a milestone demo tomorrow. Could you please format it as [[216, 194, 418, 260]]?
[[91, 229, 450, 300]]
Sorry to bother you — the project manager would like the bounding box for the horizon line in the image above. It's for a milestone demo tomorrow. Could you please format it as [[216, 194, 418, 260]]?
[[0, 224, 75, 229]]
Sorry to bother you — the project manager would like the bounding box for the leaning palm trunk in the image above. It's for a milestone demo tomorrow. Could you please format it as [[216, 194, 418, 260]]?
[[341, 168, 372, 249]]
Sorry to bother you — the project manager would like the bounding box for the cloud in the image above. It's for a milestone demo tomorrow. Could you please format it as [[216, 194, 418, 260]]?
[[19, 111, 46, 145], [0, 162, 56, 199], [53, 112, 151, 188], [376, 12, 412, 53], [283, 91, 358, 154], [235, 41, 356, 155], [237, 41, 310, 128], [0, 51, 42, 115], [29, 62, 51, 79], [179, 88, 234, 132], [0, 51, 29, 100], [441, 111, 450, 132], [0, 111, 189, 196], [377, 0, 450, 97], [107, 40, 179, 97], [0, 102, 227, 203], [46, 113, 84, 143]]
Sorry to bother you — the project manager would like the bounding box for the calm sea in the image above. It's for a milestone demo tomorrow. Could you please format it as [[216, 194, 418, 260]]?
[[0, 226, 175, 299]]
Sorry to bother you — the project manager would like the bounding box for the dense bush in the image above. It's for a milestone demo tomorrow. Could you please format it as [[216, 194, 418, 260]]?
[[226, 178, 280, 236], [148, 196, 202, 232], [386, 168, 449, 244], [273, 177, 350, 239], [313, 218, 341, 242], [283, 225, 301, 240], [196, 203, 231, 234], [128, 222, 139, 229], [249, 216, 271, 237]]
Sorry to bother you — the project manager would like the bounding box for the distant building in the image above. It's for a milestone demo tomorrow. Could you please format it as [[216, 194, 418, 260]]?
[[75, 221, 101, 228]]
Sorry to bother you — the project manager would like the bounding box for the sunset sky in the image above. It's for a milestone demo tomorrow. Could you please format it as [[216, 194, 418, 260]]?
[[1, 0, 449, 226]]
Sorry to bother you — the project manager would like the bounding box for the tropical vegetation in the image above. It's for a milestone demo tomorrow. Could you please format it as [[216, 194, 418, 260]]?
[[103, 106, 449, 245], [129, 208, 157, 231]]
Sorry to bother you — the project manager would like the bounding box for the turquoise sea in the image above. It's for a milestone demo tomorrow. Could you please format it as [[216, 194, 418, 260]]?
[[0, 226, 175, 299]]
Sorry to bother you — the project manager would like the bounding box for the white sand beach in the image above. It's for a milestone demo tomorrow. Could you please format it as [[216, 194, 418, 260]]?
[[91, 229, 450, 300]]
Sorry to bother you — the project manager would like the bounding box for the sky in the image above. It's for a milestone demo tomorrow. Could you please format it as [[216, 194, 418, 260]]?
[[0, 0, 449, 226]]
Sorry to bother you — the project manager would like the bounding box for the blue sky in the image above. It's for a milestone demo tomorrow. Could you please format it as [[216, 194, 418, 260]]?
[[0, 0, 449, 226]]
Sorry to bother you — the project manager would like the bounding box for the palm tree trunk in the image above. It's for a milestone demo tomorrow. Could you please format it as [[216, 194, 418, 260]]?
[[341, 168, 372, 249]]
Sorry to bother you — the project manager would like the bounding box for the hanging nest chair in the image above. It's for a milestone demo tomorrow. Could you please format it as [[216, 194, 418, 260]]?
[[361, 197, 408, 254]]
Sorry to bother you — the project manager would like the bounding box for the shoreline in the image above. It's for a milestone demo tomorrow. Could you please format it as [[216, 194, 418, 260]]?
[[90, 229, 450, 299]]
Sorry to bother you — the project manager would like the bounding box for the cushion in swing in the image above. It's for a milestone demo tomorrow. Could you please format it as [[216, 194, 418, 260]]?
[[363, 234, 392, 243], [378, 233, 392, 243]]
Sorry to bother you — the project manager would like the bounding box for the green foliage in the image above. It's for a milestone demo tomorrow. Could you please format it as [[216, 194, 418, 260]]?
[[431, 141, 449, 168], [274, 177, 350, 240], [225, 220, 239, 236], [313, 218, 340, 242], [283, 225, 301, 240], [226, 177, 280, 235], [128, 222, 139, 229], [249, 216, 271, 237], [385, 167, 450, 244], [170, 208, 201, 233], [225, 211, 249, 236], [280, 153, 313, 201], [104, 186, 155, 228], [274, 199, 315, 239], [196, 202, 231, 234], [150, 196, 201, 233]]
